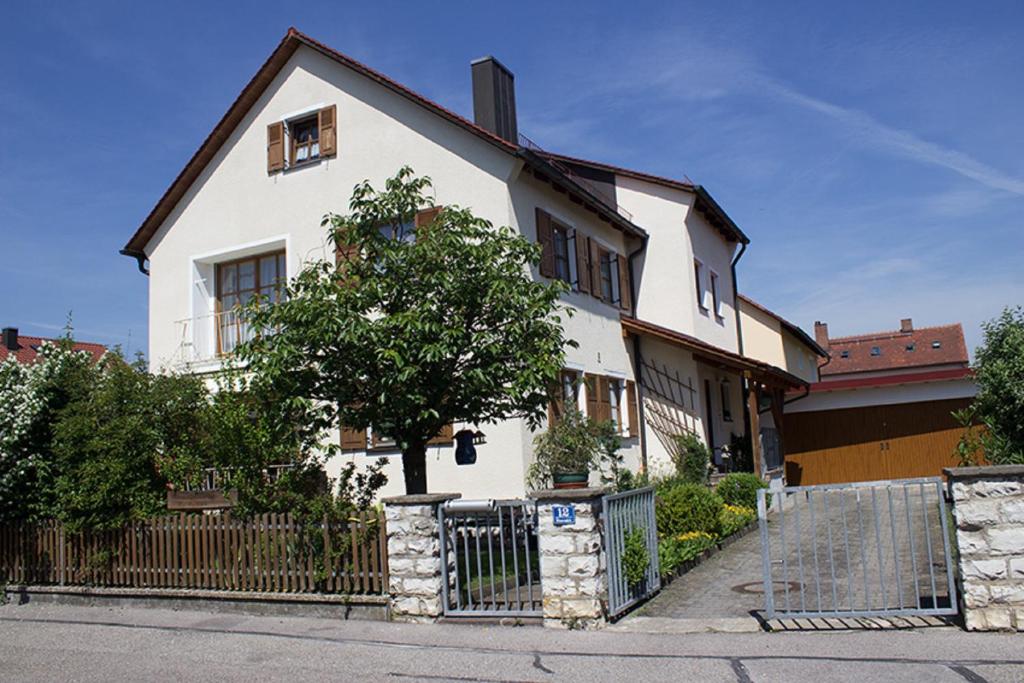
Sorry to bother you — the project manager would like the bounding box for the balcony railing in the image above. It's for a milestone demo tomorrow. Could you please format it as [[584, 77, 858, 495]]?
[[173, 309, 254, 367]]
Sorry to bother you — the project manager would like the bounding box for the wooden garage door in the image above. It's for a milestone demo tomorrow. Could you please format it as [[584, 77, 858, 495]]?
[[782, 398, 972, 486]]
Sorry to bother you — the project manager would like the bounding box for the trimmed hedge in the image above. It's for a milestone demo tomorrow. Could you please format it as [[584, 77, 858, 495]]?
[[716, 472, 769, 510], [655, 482, 723, 538]]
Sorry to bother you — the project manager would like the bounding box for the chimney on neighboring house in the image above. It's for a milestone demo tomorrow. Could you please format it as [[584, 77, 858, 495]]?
[[471, 56, 518, 144], [900, 318, 914, 333], [2, 327, 18, 351], [814, 321, 830, 350]]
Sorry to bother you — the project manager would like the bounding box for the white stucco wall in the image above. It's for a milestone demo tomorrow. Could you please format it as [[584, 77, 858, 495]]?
[[141, 45, 651, 499]]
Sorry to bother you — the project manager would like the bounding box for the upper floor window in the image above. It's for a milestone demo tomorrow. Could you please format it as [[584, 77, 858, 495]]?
[[607, 377, 623, 432], [216, 251, 286, 355], [597, 247, 618, 304], [267, 105, 337, 173], [709, 270, 722, 319], [552, 223, 572, 284], [548, 368, 581, 424], [694, 259, 708, 312], [290, 115, 320, 165]]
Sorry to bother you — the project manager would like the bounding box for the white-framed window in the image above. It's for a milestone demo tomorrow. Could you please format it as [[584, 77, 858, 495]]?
[[694, 258, 708, 312], [709, 269, 723, 319], [287, 114, 320, 166], [608, 376, 623, 433]]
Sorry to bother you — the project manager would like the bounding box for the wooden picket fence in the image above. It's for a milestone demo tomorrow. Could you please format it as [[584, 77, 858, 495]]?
[[0, 511, 388, 595]]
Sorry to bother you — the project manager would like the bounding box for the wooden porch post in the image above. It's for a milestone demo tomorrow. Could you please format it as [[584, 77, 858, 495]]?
[[746, 373, 763, 479]]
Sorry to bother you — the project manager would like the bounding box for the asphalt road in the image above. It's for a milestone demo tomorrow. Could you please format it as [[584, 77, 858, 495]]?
[[1, 603, 1022, 682]]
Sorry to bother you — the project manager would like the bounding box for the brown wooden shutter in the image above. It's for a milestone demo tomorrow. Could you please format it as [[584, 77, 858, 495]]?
[[597, 376, 612, 422], [626, 380, 639, 437], [318, 105, 337, 157], [617, 252, 632, 311], [415, 206, 443, 237], [340, 426, 367, 450], [427, 423, 453, 445], [267, 122, 285, 173], [548, 374, 565, 425], [536, 208, 555, 278], [574, 231, 591, 294], [588, 239, 602, 300], [584, 374, 599, 418]]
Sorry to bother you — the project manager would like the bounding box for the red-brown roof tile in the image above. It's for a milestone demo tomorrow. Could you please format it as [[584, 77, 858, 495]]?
[[820, 323, 968, 376], [0, 336, 107, 365]]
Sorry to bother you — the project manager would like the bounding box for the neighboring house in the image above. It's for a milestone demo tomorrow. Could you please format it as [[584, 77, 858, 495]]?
[[120, 29, 803, 498], [0, 327, 106, 364], [783, 317, 975, 485], [736, 295, 828, 480]]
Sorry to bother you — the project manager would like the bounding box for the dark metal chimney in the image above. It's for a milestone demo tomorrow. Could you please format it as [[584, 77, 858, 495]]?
[[471, 56, 518, 143], [2, 327, 18, 351]]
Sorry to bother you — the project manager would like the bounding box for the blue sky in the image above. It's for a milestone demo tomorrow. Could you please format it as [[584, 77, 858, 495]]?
[[2, 1, 1022, 357]]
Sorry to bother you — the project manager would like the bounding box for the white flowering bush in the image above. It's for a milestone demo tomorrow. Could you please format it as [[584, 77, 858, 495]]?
[[0, 341, 98, 522]]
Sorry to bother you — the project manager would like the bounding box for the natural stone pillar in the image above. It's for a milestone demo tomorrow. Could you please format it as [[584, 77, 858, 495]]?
[[946, 466, 1024, 631], [531, 488, 607, 629], [383, 493, 460, 623]]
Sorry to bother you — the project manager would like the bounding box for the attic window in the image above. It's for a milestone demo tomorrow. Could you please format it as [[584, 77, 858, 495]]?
[[289, 115, 320, 165], [932, 341, 942, 349], [870, 346, 881, 356], [840, 350, 850, 359], [906, 343, 916, 352]]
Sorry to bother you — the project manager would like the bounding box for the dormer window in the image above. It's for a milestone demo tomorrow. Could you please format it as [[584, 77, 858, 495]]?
[[932, 341, 942, 349], [870, 346, 881, 356], [906, 343, 916, 352], [840, 350, 850, 359]]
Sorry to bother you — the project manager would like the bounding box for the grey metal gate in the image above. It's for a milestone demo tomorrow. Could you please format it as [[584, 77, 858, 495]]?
[[758, 477, 958, 620], [603, 487, 661, 619], [439, 499, 541, 617]]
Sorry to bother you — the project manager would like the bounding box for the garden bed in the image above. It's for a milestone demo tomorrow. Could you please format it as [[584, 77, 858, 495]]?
[[659, 520, 759, 586]]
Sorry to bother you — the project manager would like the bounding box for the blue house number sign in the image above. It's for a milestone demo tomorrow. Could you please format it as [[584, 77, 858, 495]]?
[[552, 504, 576, 526]]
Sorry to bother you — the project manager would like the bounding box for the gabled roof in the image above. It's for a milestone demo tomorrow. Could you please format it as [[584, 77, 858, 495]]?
[[821, 322, 968, 376], [738, 294, 828, 358], [621, 315, 806, 389], [537, 152, 749, 245], [121, 28, 645, 258], [0, 336, 106, 365]]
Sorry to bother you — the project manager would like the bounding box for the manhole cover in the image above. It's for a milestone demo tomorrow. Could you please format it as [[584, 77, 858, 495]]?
[[731, 580, 803, 595]]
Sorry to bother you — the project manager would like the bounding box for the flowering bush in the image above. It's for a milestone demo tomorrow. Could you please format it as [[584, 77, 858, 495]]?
[[718, 504, 757, 537], [658, 531, 716, 576]]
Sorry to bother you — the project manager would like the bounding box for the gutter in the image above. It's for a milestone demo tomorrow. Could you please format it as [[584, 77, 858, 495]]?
[[120, 249, 150, 276], [627, 237, 649, 474]]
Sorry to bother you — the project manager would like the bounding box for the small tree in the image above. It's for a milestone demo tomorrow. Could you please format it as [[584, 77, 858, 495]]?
[[240, 168, 573, 494], [962, 306, 1024, 465]]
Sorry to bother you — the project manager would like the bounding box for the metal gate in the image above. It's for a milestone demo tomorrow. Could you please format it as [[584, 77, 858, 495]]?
[[439, 499, 541, 617], [603, 487, 661, 619], [758, 477, 958, 620]]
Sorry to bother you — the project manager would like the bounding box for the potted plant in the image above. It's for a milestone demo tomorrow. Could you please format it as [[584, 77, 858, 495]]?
[[527, 408, 606, 489]]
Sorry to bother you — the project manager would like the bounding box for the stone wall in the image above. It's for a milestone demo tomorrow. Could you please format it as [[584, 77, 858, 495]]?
[[531, 488, 607, 629], [383, 493, 459, 623], [946, 466, 1024, 631]]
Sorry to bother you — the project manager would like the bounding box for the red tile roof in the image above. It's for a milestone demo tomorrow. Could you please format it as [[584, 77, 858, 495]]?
[[809, 367, 973, 392], [820, 323, 968, 377], [0, 336, 107, 365]]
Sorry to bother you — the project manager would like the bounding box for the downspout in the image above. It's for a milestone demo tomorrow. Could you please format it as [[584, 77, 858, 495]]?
[[729, 240, 755, 470], [627, 236, 649, 475], [120, 249, 150, 276], [784, 350, 831, 408]]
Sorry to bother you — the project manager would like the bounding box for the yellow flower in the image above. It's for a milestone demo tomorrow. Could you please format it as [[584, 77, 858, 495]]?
[[676, 531, 713, 542]]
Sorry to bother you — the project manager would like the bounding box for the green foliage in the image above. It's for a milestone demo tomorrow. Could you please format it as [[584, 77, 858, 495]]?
[[672, 432, 711, 485], [658, 531, 716, 577], [965, 307, 1024, 465], [528, 409, 606, 489], [715, 472, 769, 510], [238, 167, 573, 493], [621, 526, 650, 589], [654, 482, 723, 538], [718, 504, 757, 537]]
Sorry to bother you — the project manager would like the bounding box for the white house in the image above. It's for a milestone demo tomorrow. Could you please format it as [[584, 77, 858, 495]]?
[[121, 28, 803, 498]]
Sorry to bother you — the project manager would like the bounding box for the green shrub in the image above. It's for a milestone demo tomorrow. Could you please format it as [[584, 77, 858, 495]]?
[[655, 482, 723, 538], [716, 472, 769, 510], [622, 526, 650, 589], [658, 531, 716, 576], [672, 432, 711, 484], [718, 504, 757, 537]]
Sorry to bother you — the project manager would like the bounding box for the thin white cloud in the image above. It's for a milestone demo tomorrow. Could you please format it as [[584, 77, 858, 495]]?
[[764, 80, 1024, 196]]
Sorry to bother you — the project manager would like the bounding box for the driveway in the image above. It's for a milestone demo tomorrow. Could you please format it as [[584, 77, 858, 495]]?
[[1, 603, 1020, 682], [619, 482, 955, 629]]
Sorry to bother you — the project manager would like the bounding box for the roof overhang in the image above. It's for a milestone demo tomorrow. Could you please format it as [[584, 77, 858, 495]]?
[[804, 367, 974, 394], [621, 315, 806, 389]]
